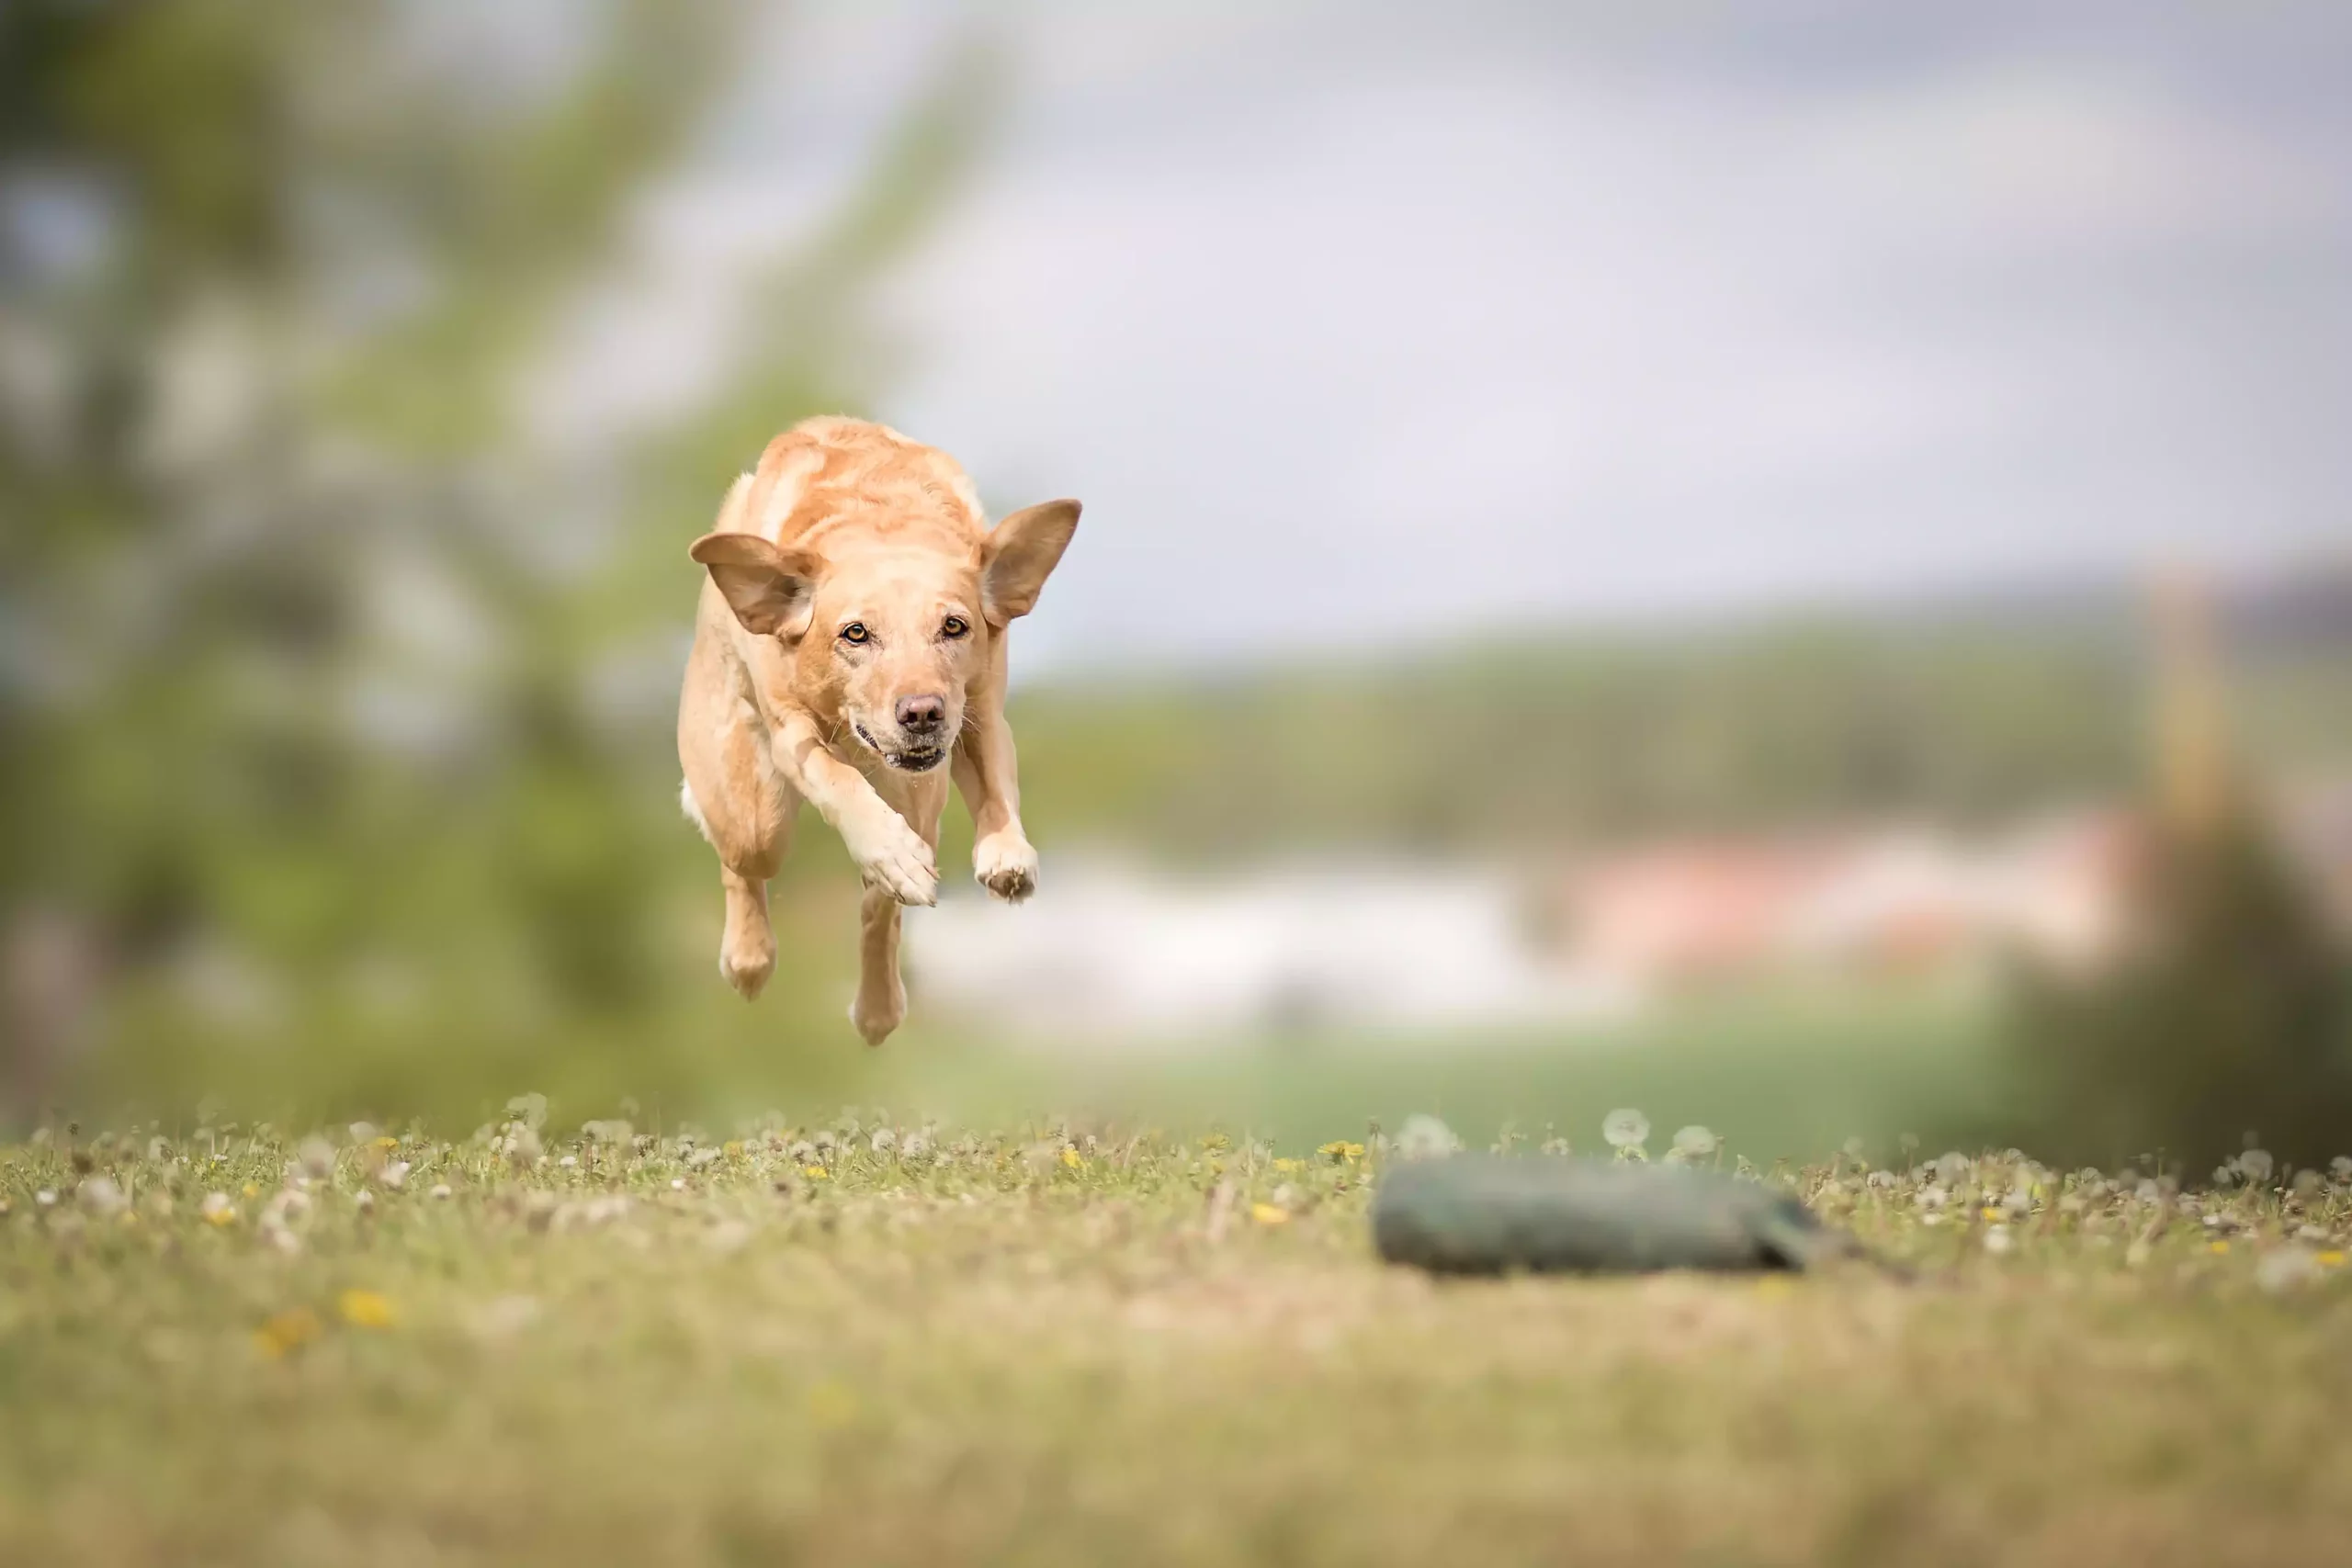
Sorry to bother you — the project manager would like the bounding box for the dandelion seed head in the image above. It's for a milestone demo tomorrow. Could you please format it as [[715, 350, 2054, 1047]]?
[[76, 1176, 126, 1217], [1397, 1115, 1461, 1161], [1601, 1110, 1650, 1152]]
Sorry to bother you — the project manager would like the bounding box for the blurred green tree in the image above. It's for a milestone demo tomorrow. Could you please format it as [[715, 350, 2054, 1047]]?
[[1, 0, 1001, 1120], [1999, 575, 2352, 1176]]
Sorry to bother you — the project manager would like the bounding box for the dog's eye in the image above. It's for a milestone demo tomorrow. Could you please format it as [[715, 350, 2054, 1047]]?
[[941, 615, 968, 640], [839, 623, 869, 646]]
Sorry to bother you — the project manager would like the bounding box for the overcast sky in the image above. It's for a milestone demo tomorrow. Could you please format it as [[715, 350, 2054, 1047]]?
[[560, 1, 2352, 673]]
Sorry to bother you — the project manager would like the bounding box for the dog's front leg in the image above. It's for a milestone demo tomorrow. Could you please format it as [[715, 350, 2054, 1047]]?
[[771, 710, 938, 906], [953, 637, 1039, 903]]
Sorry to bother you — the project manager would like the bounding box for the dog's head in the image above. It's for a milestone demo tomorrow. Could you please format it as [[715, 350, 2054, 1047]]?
[[690, 500, 1080, 773]]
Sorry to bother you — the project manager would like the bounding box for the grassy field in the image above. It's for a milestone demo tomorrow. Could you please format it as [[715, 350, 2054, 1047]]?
[[6, 1112, 2351, 1567]]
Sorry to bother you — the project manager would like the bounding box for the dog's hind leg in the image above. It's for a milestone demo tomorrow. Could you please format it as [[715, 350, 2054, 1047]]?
[[681, 630, 797, 1000]]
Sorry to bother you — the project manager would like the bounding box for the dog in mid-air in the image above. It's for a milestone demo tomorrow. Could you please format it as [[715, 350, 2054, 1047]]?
[[675, 416, 1079, 1043]]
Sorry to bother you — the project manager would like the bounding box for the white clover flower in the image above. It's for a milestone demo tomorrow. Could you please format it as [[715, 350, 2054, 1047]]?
[[1983, 1226, 2015, 1257], [347, 1121, 380, 1145], [470, 1294, 542, 1340], [299, 1137, 335, 1180], [199, 1191, 233, 1222], [378, 1160, 410, 1190], [1601, 1110, 1650, 1152], [430, 1183, 453, 1201], [557, 1155, 578, 1169], [35, 1189, 57, 1207], [2257, 1247, 2322, 1293]]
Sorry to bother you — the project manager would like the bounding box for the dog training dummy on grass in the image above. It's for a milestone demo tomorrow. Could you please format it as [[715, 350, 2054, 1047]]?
[[676, 417, 1079, 1043]]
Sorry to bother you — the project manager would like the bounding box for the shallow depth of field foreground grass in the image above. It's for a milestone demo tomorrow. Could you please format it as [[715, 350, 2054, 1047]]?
[[6, 1112, 2352, 1567]]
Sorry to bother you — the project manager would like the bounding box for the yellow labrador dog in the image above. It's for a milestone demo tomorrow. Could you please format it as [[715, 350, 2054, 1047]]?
[[676, 417, 1079, 1043]]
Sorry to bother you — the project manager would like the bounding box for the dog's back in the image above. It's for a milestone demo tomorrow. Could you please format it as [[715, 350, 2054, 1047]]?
[[727, 418, 987, 560]]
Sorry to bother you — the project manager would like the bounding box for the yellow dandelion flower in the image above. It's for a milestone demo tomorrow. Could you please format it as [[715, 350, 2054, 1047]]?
[[1980, 1207, 2001, 1222], [254, 1307, 323, 1359], [1317, 1141, 1366, 1162], [807, 1381, 858, 1429], [723, 1141, 745, 1158], [803, 1165, 830, 1180], [1198, 1133, 1230, 1152], [338, 1290, 397, 1330], [1060, 1147, 1083, 1169], [374, 1136, 400, 1151], [2318, 1250, 2346, 1268], [1756, 1277, 1795, 1298], [1250, 1202, 1290, 1226], [2208, 1240, 2230, 1255], [1272, 1157, 1301, 1173], [242, 1183, 260, 1199]]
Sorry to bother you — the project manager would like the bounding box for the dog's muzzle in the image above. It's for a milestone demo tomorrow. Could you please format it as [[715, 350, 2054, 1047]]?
[[854, 723, 948, 773]]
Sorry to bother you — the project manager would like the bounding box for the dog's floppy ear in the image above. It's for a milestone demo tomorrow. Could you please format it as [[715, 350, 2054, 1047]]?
[[978, 500, 1080, 625], [689, 533, 818, 639]]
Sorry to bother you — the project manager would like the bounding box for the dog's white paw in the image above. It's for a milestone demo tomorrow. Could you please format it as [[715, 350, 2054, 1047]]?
[[842, 810, 937, 907], [973, 831, 1038, 903]]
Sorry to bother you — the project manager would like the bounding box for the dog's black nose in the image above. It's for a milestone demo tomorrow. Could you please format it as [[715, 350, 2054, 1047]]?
[[896, 694, 946, 733]]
